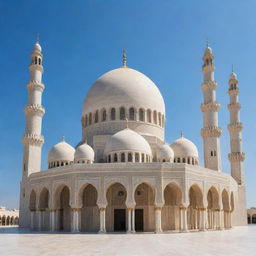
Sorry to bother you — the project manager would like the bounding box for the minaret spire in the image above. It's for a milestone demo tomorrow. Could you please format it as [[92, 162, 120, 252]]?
[[227, 71, 245, 184], [122, 48, 127, 67], [22, 41, 45, 177], [200, 44, 222, 171]]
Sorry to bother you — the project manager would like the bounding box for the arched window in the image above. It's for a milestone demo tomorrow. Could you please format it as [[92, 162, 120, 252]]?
[[153, 111, 157, 124], [108, 155, 111, 163], [141, 153, 145, 162], [192, 158, 195, 165], [139, 109, 145, 121], [111, 108, 116, 121], [129, 107, 135, 120], [182, 158, 186, 163], [85, 115, 88, 127], [35, 57, 38, 65], [94, 110, 99, 123], [121, 153, 125, 162], [147, 109, 152, 123], [114, 153, 118, 162], [163, 159, 166, 162], [89, 113, 92, 125], [135, 153, 140, 162], [102, 109, 107, 122], [38, 58, 41, 65], [57, 162, 59, 167], [158, 112, 162, 126], [120, 107, 126, 120], [128, 153, 132, 162], [188, 158, 190, 164], [177, 158, 180, 163]]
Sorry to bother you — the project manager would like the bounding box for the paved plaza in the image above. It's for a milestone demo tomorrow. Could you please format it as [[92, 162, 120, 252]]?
[[0, 225, 255, 256]]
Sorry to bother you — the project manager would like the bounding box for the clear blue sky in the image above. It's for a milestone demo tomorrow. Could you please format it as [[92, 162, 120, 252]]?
[[0, 0, 255, 209]]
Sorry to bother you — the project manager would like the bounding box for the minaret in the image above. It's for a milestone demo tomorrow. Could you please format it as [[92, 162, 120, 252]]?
[[200, 44, 222, 171], [227, 70, 245, 184], [22, 40, 45, 178]]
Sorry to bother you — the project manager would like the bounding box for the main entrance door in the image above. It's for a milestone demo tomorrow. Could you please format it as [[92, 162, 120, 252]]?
[[114, 209, 126, 231], [135, 209, 144, 231]]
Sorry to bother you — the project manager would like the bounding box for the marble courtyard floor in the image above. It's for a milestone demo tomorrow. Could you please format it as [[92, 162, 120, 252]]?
[[0, 226, 255, 256]]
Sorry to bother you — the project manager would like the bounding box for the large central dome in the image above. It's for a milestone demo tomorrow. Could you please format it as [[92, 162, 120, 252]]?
[[82, 67, 165, 115]]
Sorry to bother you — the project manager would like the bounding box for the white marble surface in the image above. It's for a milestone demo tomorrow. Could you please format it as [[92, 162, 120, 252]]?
[[0, 226, 255, 256]]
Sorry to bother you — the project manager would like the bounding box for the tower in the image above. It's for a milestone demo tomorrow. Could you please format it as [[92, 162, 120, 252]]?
[[200, 45, 222, 171], [22, 40, 45, 178], [227, 71, 245, 184]]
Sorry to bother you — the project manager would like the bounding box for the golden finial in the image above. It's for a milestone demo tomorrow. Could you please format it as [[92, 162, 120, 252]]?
[[122, 48, 127, 67]]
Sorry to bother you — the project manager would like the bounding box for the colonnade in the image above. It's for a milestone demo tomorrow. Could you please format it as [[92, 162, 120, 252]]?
[[0, 215, 19, 226]]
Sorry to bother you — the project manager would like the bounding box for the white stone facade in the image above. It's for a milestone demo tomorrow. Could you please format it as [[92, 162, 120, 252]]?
[[0, 207, 19, 226], [19, 44, 247, 233]]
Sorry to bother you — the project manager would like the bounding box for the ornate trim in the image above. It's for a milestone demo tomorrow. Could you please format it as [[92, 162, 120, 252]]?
[[228, 103, 241, 111], [201, 126, 222, 138], [201, 81, 217, 91], [24, 104, 45, 116], [99, 207, 106, 211], [154, 206, 162, 211], [228, 152, 245, 162], [200, 102, 220, 112], [22, 134, 44, 146], [228, 122, 243, 133], [27, 81, 45, 92]]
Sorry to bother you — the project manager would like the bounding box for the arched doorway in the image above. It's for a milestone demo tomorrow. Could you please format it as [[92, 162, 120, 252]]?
[[207, 186, 219, 229], [6, 216, 10, 226], [10, 216, 14, 225], [252, 214, 256, 224], [0, 216, 2, 226], [222, 189, 230, 228], [55, 186, 71, 231], [2, 216, 6, 226], [106, 183, 127, 232], [162, 183, 182, 231], [80, 184, 100, 232], [188, 185, 203, 230], [134, 183, 155, 232], [248, 214, 251, 224], [29, 190, 37, 229], [38, 188, 50, 230]]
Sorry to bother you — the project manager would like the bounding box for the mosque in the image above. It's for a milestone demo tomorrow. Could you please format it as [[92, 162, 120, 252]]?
[[19, 41, 247, 233]]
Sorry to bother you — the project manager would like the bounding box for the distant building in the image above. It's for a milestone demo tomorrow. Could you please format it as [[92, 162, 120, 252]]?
[[0, 206, 19, 226], [247, 208, 256, 224], [19, 41, 247, 233]]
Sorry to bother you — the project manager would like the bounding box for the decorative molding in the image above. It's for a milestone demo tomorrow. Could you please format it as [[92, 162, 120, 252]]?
[[201, 126, 222, 138], [200, 102, 220, 112], [24, 104, 45, 116], [228, 152, 245, 162], [27, 81, 45, 92], [22, 134, 44, 146], [227, 122, 243, 133], [201, 81, 217, 91]]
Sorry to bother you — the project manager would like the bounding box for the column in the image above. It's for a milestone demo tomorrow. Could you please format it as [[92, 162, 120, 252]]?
[[180, 206, 188, 232], [50, 210, 55, 232], [219, 209, 224, 229], [154, 206, 162, 233], [99, 207, 106, 233], [194, 208, 198, 229], [132, 208, 135, 232], [38, 210, 42, 231], [71, 208, 80, 232], [199, 208, 206, 231], [127, 208, 132, 233], [30, 210, 35, 229]]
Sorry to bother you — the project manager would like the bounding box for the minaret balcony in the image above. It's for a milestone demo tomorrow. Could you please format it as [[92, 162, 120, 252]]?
[[228, 88, 239, 96], [228, 122, 243, 133], [24, 104, 45, 116], [29, 64, 44, 73], [201, 64, 215, 73], [201, 81, 217, 91], [27, 81, 45, 92], [201, 126, 222, 138], [228, 152, 245, 162], [22, 134, 44, 146], [228, 102, 241, 111], [200, 102, 220, 112]]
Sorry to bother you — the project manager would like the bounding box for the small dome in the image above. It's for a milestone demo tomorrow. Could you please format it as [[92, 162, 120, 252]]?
[[75, 142, 95, 162], [33, 42, 42, 52], [230, 72, 237, 79], [104, 128, 152, 156], [170, 136, 198, 158], [157, 144, 174, 162], [48, 141, 75, 162]]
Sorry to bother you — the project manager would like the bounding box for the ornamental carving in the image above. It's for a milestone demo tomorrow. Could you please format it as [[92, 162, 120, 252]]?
[[200, 102, 220, 112], [22, 134, 44, 146], [24, 104, 45, 116], [201, 126, 222, 138], [27, 81, 45, 92], [201, 81, 217, 91], [228, 152, 245, 162], [228, 103, 241, 111], [227, 122, 243, 133]]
